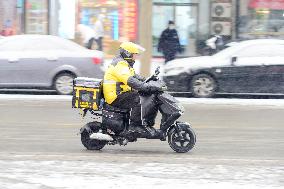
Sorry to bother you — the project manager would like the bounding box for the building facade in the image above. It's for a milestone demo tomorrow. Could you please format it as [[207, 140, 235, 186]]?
[[0, 0, 283, 56], [152, 0, 284, 56], [0, 0, 58, 36], [237, 0, 284, 39], [76, 0, 139, 55]]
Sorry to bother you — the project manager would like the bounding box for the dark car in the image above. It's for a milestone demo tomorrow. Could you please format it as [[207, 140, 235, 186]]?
[[162, 39, 284, 97]]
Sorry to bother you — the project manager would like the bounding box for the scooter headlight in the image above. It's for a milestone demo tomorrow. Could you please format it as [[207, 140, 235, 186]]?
[[177, 103, 185, 114]]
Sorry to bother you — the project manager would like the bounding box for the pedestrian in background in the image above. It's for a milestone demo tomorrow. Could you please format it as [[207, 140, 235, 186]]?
[[94, 14, 105, 51], [158, 21, 182, 64], [77, 24, 96, 49]]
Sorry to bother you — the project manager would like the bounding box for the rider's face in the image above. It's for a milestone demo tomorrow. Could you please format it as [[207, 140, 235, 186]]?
[[133, 53, 140, 60]]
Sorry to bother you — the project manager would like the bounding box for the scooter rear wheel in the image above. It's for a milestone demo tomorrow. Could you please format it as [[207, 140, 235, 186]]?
[[81, 122, 107, 150], [168, 123, 196, 153]]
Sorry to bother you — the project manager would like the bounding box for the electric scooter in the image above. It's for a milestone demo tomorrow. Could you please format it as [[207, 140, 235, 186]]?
[[78, 67, 196, 153]]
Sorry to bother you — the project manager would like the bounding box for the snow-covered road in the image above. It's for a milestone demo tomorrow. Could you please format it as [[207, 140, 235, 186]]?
[[0, 157, 283, 189], [0, 94, 283, 189]]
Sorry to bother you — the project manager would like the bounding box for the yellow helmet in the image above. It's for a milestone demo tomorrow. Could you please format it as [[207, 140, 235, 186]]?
[[120, 42, 145, 54]]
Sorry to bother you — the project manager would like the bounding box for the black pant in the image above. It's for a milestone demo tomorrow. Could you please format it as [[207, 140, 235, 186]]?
[[95, 37, 103, 51], [163, 52, 176, 64], [86, 37, 95, 49], [111, 92, 141, 124]]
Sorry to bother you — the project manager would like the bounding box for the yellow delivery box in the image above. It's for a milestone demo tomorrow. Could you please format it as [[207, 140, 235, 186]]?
[[72, 77, 103, 110]]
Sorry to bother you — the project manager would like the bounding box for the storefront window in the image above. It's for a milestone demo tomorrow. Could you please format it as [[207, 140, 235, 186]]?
[[238, 0, 284, 39], [0, 0, 24, 36], [77, 0, 138, 55], [25, 0, 49, 34], [152, 1, 199, 57]]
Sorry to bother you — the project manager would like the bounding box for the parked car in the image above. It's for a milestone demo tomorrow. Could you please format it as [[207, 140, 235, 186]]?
[[163, 39, 284, 97], [0, 35, 104, 95]]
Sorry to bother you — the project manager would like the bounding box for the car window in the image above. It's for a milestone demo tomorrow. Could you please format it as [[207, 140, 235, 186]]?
[[0, 38, 30, 51], [33, 38, 67, 50], [236, 44, 284, 57], [51, 37, 87, 51], [0, 36, 86, 51], [0, 38, 52, 51], [213, 44, 244, 59]]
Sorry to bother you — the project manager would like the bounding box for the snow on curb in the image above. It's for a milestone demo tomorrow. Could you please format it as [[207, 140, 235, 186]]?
[[178, 97, 284, 107], [0, 94, 72, 101], [0, 94, 284, 107]]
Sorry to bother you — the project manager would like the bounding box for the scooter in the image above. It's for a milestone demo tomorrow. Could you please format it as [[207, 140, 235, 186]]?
[[78, 67, 196, 153], [201, 35, 225, 56]]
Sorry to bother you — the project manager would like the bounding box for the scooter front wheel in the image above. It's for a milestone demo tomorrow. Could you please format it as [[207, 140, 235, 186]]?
[[168, 123, 196, 153]]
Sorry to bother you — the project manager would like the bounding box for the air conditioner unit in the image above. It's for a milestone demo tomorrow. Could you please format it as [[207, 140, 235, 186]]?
[[211, 3, 232, 18], [211, 21, 232, 36]]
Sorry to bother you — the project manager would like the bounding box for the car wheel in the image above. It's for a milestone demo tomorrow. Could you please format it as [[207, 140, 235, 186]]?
[[190, 74, 216, 98], [54, 73, 75, 95]]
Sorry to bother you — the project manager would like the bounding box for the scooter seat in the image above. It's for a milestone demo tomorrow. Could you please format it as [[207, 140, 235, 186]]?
[[103, 103, 129, 114]]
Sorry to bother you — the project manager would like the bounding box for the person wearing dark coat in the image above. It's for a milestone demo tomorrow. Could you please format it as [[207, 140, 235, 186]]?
[[158, 21, 182, 64]]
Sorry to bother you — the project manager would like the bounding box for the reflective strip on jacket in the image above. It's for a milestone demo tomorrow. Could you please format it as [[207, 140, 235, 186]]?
[[103, 56, 135, 104]]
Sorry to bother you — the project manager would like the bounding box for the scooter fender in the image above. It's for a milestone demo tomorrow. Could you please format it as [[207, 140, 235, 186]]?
[[167, 121, 190, 136], [79, 123, 93, 134]]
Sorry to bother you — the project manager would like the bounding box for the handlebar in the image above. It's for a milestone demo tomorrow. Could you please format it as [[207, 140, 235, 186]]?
[[145, 66, 160, 83]]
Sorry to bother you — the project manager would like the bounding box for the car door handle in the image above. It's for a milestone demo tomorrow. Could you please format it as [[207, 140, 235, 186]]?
[[8, 58, 19, 63], [47, 57, 58, 61]]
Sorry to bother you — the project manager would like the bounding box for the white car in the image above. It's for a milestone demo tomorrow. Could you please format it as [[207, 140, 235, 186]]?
[[163, 39, 284, 97]]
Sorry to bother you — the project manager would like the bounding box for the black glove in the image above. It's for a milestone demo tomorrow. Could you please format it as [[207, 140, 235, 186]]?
[[178, 46, 184, 53], [133, 74, 146, 82], [146, 82, 162, 93], [152, 75, 159, 81], [127, 76, 162, 93]]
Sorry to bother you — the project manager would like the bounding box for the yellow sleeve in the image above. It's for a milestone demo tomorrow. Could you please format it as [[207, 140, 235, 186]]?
[[112, 62, 132, 85]]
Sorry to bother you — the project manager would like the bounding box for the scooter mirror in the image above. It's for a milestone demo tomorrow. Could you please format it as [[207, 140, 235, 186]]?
[[155, 66, 160, 75]]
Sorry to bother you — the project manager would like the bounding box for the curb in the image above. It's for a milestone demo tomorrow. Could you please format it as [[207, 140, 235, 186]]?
[[0, 94, 284, 107]]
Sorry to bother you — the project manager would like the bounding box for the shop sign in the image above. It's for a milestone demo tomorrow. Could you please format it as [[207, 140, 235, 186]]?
[[154, 0, 197, 3], [120, 0, 138, 41], [249, 0, 284, 10]]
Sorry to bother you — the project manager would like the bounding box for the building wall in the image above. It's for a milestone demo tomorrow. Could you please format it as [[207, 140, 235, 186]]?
[[198, 0, 210, 38]]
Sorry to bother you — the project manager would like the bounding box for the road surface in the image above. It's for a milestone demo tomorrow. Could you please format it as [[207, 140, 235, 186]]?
[[0, 96, 283, 188]]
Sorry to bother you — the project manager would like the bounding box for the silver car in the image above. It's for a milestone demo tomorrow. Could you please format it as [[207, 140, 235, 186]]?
[[0, 35, 104, 94]]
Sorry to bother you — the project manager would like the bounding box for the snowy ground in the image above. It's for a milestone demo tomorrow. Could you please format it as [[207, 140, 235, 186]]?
[[0, 157, 283, 189]]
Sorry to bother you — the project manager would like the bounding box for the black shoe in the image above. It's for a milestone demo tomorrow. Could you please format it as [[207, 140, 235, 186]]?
[[156, 129, 166, 141], [128, 125, 146, 134], [144, 126, 157, 137]]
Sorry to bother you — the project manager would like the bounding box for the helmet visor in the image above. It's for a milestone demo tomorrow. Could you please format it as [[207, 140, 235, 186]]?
[[135, 44, 146, 54]]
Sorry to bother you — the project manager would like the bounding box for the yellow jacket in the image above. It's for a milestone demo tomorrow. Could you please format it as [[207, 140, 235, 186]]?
[[103, 56, 135, 104]]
